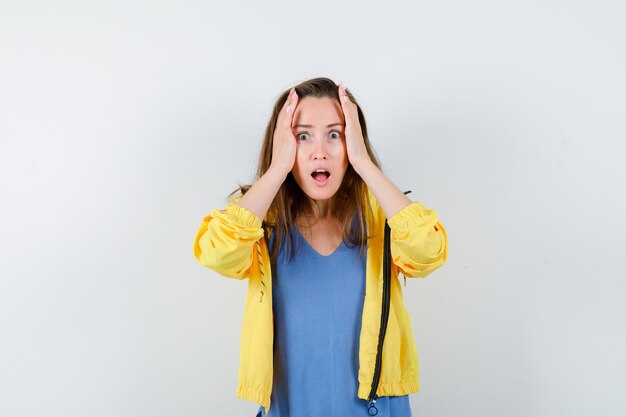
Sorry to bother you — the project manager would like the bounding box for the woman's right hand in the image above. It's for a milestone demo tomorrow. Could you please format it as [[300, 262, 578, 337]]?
[[270, 88, 299, 177]]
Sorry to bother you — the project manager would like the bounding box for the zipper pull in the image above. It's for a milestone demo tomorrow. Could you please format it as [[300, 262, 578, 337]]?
[[404, 274, 406, 287], [367, 394, 379, 416]]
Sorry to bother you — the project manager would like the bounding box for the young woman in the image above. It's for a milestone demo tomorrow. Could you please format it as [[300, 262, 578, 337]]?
[[193, 77, 448, 416]]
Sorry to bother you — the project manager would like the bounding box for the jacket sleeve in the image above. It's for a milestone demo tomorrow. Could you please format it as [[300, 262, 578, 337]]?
[[193, 195, 265, 280], [387, 200, 448, 278]]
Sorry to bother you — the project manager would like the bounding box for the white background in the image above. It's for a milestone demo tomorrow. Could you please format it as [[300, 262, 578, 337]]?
[[1, 1, 625, 416]]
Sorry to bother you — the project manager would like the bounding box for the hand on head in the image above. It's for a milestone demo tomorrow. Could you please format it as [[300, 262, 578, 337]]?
[[337, 83, 370, 170], [270, 88, 299, 176]]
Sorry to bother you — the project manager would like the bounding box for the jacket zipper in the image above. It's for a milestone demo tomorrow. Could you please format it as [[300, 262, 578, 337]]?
[[366, 219, 392, 416], [366, 190, 411, 416]]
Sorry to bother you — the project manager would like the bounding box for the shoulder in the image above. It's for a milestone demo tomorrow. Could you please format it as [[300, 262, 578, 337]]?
[[366, 187, 383, 218], [364, 187, 385, 235]]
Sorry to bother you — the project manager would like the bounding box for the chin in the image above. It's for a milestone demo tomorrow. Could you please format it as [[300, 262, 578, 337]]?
[[296, 177, 343, 202], [302, 189, 337, 201]]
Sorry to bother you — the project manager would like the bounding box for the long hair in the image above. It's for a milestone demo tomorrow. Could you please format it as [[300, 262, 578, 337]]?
[[228, 77, 383, 263]]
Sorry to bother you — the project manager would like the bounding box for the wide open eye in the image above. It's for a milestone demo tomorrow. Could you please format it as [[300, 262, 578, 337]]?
[[329, 131, 341, 139], [297, 133, 309, 141]]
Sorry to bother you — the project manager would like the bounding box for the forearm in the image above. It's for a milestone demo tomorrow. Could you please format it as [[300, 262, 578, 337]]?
[[234, 166, 287, 222], [353, 159, 413, 219]]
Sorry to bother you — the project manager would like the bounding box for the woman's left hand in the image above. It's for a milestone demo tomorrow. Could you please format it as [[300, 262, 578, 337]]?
[[338, 83, 372, 171]]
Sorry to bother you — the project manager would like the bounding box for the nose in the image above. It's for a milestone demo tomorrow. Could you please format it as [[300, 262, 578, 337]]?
[[313, 138, 328, 160]]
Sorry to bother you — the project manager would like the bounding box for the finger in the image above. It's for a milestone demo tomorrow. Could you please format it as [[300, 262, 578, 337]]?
[[338, 83, 353, 124], [283, 88, 299, 129], [277, 88, 294, 124], [283, 88, 294, 112], [279, 89, 295, 122]]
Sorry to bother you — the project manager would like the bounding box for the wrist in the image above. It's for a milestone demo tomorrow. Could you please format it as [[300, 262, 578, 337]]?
[[351, 157, 374, 175], [267, 164, 291, 181]]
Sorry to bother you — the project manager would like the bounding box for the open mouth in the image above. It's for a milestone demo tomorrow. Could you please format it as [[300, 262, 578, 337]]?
[[311, 169, 330, 183]]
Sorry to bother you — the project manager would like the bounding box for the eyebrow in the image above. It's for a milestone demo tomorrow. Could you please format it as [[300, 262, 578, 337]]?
[[293, 123, 344, 128]]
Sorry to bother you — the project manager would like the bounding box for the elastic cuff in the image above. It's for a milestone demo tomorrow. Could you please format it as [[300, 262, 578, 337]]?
[[226, 203, 262, 228], [236, 384, 271, 415], [387, 201, 431, 230]]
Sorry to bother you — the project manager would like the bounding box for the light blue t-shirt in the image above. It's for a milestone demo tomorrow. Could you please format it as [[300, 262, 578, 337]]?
[[256, 222, 412, 417]]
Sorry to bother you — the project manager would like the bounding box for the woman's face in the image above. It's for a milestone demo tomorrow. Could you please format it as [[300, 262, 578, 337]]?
[[290, 96, 348, 204]]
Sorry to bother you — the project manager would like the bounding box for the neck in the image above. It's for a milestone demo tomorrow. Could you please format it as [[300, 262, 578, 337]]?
[[301, 196, 335, 224]]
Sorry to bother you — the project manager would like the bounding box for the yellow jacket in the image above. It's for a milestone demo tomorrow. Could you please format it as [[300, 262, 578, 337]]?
[[193, 188, 447, 414]]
